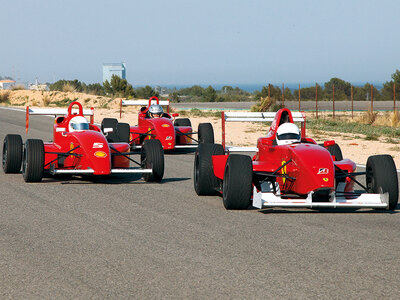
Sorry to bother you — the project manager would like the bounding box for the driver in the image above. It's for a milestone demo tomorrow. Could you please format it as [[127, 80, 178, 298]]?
[[276, 123, 301, 145], [148, 104, 163, 118], [68, 116, 89, 132]]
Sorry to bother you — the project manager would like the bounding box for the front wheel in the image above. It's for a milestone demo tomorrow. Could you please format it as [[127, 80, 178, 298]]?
[[366, 155, 398, 210], [22, 139, 44, 182], [141, 139, 164, 182], [223, 154, 253, 209], [3, 134, 23, 173]]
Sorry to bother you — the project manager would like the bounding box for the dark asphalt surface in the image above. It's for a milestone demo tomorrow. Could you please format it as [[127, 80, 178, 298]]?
[[1, 107, 400, 299]]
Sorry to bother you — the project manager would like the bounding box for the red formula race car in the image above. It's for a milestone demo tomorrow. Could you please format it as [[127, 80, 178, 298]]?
[[113, 96, 214, 151], [2, 101, 164, 182], [194, 108, 398, 210]]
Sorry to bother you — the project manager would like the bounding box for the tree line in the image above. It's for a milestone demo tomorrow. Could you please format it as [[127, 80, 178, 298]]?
[[47, 69, 400, 102]]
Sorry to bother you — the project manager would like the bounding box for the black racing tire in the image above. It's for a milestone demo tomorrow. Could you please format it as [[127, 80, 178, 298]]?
[[117, 122, 130, 143], [327, 144, 343, 161], [194, 143, 224, 195], [223, 154, 253, 210], [141, 139, 164, 182], [2, 134, 23, 173], [174, 118, 192, 127], [22, 139, 44, 182], [198, 123, 214, 144], [366, 155, 398, 210]]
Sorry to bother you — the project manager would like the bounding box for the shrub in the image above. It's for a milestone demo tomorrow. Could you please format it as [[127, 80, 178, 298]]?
[[0, 91, 10, 103], [10, 84, 25, 90], [62, 83, 76, 93]]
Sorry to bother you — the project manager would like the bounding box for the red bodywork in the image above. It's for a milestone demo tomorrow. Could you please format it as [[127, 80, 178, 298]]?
[[212, 108, 356, 197], [34, 102, 130, 175], [128, 97, 192, 150]]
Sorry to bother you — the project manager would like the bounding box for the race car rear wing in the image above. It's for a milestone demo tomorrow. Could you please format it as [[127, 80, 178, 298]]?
[[221, 111, 306, 151], [26, 106, 94, 133], [120, 99, 170, 118]]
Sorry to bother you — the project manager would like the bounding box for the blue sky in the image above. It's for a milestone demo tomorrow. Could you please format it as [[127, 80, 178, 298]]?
[[1, 0, 400, 86]]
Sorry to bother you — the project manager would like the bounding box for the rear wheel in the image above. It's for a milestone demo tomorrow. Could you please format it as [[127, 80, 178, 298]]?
[[22, 139, 44, 182], [366, 155, 398, 210], [3, 134, 23, 173], [141, 139, 164, 182], [174, 118, 191, 127], [198, 123, 214, 144], [327, 144, 343, 161], [194, 143, 224, 195], [222, 154, 253, 209]]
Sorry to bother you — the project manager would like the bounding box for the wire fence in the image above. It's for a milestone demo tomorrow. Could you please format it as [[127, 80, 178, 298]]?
[[267, 83, 398, 118]]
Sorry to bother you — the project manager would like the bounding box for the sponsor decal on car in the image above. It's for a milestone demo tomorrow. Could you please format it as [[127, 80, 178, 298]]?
[[281, 160, 287, 184], [166, 136, 172, 140], [70, 143, 75, 158], [93, 142, 104, 148], [162, 124, 170, 128], [94, 151, 107, 158], [323, 178, 329, 182], [318, 168, 329, 174]]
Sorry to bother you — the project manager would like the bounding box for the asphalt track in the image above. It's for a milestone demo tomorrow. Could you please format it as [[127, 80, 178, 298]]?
[[1, 107, 399, 299]]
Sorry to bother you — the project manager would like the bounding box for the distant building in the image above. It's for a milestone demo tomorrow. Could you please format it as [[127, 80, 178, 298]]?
[[103, 62, 126, 83], [29, 79, 49, 91], [0, 80, 16, 90]]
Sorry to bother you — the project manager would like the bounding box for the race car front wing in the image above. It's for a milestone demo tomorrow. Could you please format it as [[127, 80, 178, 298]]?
[[252, 183, 389, 209]]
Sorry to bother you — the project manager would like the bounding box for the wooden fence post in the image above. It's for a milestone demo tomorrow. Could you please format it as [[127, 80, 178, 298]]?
[[351, 85, 354, 119], [333, 85, 335, 119], [315, 83, 318, 119], [371, 84, 374, 112], [394, 83, 396, 112], [298, 83, 301, 111]]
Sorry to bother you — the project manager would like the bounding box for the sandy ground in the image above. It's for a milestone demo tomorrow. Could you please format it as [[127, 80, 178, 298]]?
[[2, 90, 399, 167]]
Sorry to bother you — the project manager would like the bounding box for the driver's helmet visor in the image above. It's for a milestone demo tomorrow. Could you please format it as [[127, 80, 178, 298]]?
[[277, 133, 300, 141], [151, 113, 162, 117], [71, 123, 89, 130]]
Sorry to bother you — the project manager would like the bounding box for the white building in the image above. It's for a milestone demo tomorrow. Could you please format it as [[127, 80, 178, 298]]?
[[0, 80, 16, 89]]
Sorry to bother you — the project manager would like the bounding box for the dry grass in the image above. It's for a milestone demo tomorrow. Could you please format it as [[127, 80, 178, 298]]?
[[62, 83, 76, 93], [42, 94, 51, 106], [358, 108, 378, 124], [390, 110, 399, 127]]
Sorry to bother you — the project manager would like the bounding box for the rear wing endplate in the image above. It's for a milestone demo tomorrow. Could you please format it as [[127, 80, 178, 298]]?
[[119, 99, 170, 118], [221, 111, 306, 150]]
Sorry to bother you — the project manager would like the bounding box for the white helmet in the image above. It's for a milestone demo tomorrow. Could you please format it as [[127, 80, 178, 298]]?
[[69, 116, 89, 132], [148, 104, 163, 118], [276, 123, 301, 145]]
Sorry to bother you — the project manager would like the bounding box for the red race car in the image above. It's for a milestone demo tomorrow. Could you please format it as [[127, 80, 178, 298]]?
[[114, 96, 214, 151], [194, 108, 398, 210], [2, 101, 164, 182]]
